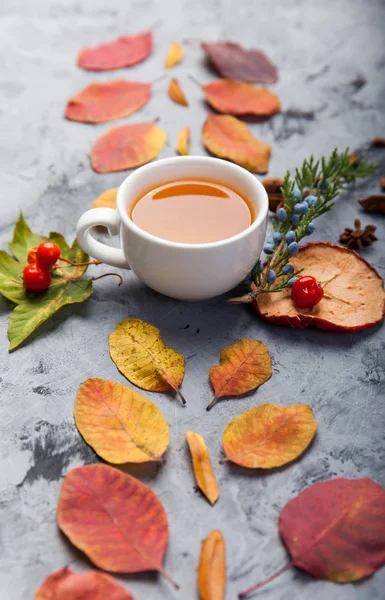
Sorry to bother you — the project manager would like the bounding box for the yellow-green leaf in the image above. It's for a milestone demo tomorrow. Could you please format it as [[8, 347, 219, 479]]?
[[8, 212, 47, 262]]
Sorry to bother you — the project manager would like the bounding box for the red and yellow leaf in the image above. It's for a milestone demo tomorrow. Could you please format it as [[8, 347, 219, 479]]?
[[168, 78, 189, 106], [201, 41, 278, 83], [222, 404, 317, 468], [35, 567, 134, 600], [65, 80, 151, 123], [176, 126, 190, 155], [91, 122, 167, 173], [240, 478, 385, 597], [186, 431, 220, 505], [57, 464, 177, 587], [207, 338, 272, 410], [74, 378, 169, 464], [202, 115, 271, 174], [77, 32, 152, 71], [91, 187, 118, 209], [203, 79, 281, 117], [198, 531, 226, 600], [165, 41, 184, 68]]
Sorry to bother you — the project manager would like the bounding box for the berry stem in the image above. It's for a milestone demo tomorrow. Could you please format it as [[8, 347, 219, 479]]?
[[57, 257, 101, 267], [91, 272, 123, 286], [238, 561, 293, 598]]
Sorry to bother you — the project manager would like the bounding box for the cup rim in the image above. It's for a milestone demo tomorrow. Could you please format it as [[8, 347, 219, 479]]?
[[116, 156, 268, 250]]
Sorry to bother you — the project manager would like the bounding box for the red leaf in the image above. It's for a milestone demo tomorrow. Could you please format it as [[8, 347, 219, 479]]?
[[203, 79, 281, 117], [239, 478, 385, 598], [201, 41, 278, 83], [57, 464, 177, 588], [65, 80, 151, 123], [77, 32, 152, 71], [35, 567, 134, 599]]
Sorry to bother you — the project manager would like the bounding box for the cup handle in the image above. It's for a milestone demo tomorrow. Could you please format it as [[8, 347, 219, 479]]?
[[76, 208, 130, 269]]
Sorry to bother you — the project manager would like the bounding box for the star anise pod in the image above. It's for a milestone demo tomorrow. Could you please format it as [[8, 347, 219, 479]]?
[[339, 218, 378, 249]]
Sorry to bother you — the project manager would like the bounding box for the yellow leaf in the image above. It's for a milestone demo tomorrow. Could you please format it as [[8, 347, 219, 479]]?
[[176, 126, 190, 156], [91, 187, 119, 209], [74, 378, 170, 464], [207, 338, 272, 410], [222, 403, 317, 469], [198, 530, 226, 600], [164, 41, 184, 69], [168, 78, 189, 106], [109, 319, 186, 405], [186, 431, 219, 505]]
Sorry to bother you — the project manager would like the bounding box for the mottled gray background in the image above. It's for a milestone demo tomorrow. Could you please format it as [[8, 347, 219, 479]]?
[[1, 0, 385, 598]]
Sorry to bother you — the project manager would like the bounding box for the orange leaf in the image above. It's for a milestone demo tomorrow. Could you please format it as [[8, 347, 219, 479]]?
[[186, 431, 219, 505], [57, 464, 178, 588], [74, 378, 169, 464], [203, 79, 281, 117], [164, 41, 184, 68], [198, 531, 226, 600], [65, 80, 151, 123], [202, 115, 271, 173], [207, 338, 272, 411], [35, 567, 134, 599], [91, 122, 167, 173], [176, 126, 190, 155], [222, 404, 317, 469], [91, 187, 119, 209], [168, 78, 189, 106], [77, 32, 152, 71]]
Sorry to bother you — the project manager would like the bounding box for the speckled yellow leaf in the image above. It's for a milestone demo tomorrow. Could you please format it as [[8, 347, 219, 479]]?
[[198, 530, 226, 600], [222, 403, 317, 469], [164, 41, 184, 69], [176, 126, 190, 155], [168, 78, 189, 106], [109, 319, 186, 405], [207, 338, 272, 410], [91, 187, 119, 209], [74, 378, 169, 464], [186, 431, 219, 505]]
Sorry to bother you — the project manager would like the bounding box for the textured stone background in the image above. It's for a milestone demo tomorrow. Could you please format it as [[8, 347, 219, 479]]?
[[1, 0, 385, 598]]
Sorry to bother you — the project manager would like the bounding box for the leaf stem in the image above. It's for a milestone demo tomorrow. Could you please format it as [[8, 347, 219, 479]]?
[[157, 565, 180, 589], [206, 395, 219, 411], [238, 561, 293, 598], [91, 272, 123, 286]]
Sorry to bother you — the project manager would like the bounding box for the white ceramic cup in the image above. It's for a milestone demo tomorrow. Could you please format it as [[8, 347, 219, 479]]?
[[76, 156, 268, 301]]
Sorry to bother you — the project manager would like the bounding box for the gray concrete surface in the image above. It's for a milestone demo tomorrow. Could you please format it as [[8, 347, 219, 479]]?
[[1, 0, 385, 598]]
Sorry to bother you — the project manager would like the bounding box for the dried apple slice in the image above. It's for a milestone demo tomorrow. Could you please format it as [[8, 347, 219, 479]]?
[[255, 242, 385, 331]]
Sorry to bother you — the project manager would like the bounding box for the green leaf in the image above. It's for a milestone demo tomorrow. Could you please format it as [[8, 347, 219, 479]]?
[[50, 235, 89, 281], [0, 250, 25, 304], [8, 278, 93, 351], [8, 212, 47, 262]]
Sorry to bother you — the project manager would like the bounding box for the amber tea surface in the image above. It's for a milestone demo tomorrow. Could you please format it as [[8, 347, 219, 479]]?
[[130, 179, 255, 244]]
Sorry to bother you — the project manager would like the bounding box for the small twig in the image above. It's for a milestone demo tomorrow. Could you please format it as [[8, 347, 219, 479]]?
[[187, 73, 202, 86]]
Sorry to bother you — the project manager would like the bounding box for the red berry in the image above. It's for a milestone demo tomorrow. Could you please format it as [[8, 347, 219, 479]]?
[[36, 242, 61, 267], [27, 246, 38, 264], [291, 275, 324, 309], [23, 262, 51, 292]]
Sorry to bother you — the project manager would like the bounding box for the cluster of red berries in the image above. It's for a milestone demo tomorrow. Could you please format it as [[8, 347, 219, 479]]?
[[23, 242, 61, 292], [291, 275, 324, 308]]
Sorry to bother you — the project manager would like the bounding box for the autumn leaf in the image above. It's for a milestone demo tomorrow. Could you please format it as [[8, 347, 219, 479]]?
[[165, 41, 184, 68], [221, 404, 317, 468], [203, 80, 281, 118], [0, 213, 92, 351], [77, 31, 152, 70], [198, 530, 226, 600], [207, 338, 272, 410], [35, 567, 134, 599], [91, 122, 167, 173], [74, 378, 169, 464], [202, 115, 271, 174], [239, 478, 385, 597], [359, 194, 385, 215], [109, 318, 186, 404], [186, 431, 219, 505], [168, 78, 189, 106], [176, 126, 190, 155], [57, 464, 178, 588], [65, 80, 151, 123], [201, 41, 278, 83], [91, 187, 119, 209]]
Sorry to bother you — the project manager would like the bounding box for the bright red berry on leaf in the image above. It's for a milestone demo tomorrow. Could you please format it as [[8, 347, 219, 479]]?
[[291, 275, 324, 308], [36, 242, 61, 267], [27, 246, 38, 263], [23, 262, 51, 292]]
